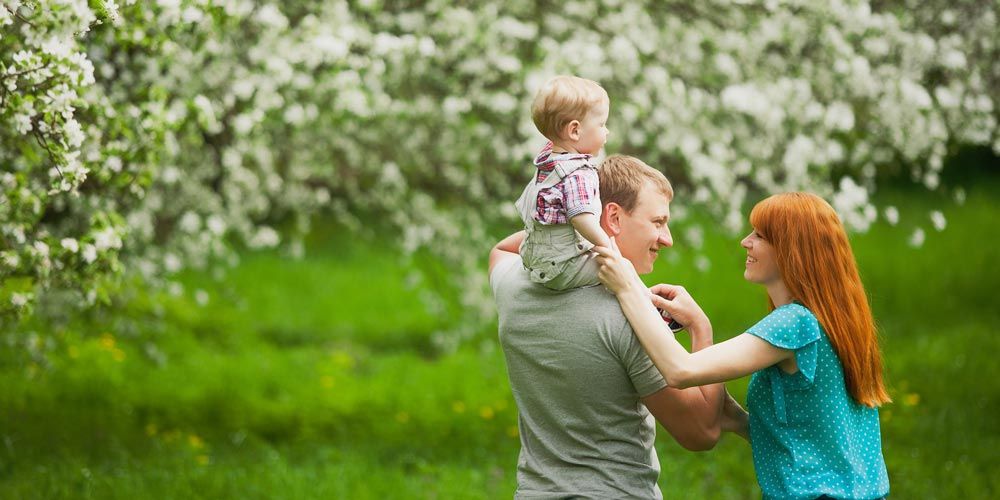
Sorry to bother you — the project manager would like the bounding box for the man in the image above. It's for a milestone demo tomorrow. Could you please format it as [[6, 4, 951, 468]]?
[[489, 155, 744, 499]]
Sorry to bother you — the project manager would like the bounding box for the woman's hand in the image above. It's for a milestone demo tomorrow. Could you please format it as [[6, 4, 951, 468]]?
[[648, 283, 709, 331], [593, 237, 644, 295]]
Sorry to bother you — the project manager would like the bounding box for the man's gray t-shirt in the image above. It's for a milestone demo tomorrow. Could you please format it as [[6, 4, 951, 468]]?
[[491, 256, 668, 499]]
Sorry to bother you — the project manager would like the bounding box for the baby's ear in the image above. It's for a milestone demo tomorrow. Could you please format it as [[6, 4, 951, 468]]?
[[565, 120, 581, 141]]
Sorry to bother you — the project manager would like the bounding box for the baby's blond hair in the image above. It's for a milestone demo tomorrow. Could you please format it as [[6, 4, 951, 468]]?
[[531, 76, 608, 141]]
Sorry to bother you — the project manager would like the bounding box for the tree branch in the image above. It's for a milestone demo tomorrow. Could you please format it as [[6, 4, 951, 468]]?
[[3, 3, 35, 28], [32, 129, 63, 179]]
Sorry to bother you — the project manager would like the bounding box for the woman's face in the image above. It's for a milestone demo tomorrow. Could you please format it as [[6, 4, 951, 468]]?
[[741, 228, 781, 286]]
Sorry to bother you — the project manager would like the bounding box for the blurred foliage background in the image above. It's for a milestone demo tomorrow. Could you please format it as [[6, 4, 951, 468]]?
[[2, 1, 999, 498]]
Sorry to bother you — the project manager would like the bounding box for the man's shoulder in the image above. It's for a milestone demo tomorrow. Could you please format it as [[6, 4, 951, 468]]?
[[490, 254, 522, 287], [492, 260, 625, 320]]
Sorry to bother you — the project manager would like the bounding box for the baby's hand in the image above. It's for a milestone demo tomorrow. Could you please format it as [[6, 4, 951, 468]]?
[[593, 237, 642, 294]]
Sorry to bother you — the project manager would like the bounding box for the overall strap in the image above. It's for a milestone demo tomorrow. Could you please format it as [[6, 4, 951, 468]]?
[[516, 157, 595, 229]]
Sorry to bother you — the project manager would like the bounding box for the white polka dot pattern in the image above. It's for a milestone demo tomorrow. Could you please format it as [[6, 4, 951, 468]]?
[[745, 303, 890, 499]]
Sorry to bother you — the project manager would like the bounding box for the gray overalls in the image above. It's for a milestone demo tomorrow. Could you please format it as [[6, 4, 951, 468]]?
[[514, 159, 601, 290]]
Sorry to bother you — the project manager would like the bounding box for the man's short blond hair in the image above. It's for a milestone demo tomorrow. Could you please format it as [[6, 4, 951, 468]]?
[[531, 76, 608, 141], [599, 155, 674, 212]]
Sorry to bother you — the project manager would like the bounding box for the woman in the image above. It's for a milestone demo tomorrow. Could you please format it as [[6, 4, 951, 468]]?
[[595, 192, 890, 500]]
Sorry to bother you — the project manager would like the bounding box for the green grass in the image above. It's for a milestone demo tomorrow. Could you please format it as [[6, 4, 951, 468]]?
[[1, 180, 999, 498]]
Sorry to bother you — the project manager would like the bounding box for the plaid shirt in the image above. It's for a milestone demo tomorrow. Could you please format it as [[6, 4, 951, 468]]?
[[533, 142, 600, 225]]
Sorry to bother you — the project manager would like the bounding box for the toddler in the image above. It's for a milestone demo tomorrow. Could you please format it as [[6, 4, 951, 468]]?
[[514, 76, 610, 290]]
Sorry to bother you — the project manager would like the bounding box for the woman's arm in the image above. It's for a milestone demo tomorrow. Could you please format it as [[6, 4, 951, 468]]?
[[595, 242, 794, 388]]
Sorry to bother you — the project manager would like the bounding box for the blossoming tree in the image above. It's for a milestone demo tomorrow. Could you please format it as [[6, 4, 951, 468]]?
[[2, 0, 996, 348]]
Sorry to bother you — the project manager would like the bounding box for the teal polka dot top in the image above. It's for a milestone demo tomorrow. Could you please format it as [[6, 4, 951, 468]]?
[[746, 302, 890, 500]]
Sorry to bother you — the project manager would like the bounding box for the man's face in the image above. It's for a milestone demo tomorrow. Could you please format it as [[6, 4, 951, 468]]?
[[615, 182, 673, 275]]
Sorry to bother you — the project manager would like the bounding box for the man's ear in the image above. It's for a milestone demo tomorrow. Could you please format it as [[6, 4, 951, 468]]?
[[602, 202, 623, 236]]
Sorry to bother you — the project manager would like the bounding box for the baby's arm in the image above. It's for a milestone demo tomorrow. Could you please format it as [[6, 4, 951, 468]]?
[[563, 169, 609, 249], [570, 213, 611, 249]]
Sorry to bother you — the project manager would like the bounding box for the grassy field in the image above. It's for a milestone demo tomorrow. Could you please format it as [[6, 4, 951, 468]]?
[[1, 179, 999, 499]]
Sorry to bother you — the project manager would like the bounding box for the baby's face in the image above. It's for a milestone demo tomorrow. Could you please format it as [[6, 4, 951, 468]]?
[[575, 99, 609, 155]]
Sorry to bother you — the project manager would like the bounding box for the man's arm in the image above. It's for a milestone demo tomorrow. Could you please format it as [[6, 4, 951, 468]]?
[[641, 320, 725, 451], [488, 231, 526, 276]]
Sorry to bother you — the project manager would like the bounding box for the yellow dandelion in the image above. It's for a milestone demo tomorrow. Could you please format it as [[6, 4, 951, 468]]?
[[452, 401, 466, 413], [145, 423, 158, 437], [196, 454, 210, 466], [99, 333, 116, 350], [903, 393, 920, 406], [331, 350, 356, 370], [188, 434, 204, 450], [479, 407, 495, 420], [395, 412, 410, 423], [320, 375, 335, 389]]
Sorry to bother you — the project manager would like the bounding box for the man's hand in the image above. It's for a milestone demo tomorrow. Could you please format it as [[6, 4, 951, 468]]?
[[720, 391, 750, 442]]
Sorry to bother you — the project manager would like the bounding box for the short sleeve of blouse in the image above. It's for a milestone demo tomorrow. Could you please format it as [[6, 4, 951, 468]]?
[[747, 303, 822, 383]]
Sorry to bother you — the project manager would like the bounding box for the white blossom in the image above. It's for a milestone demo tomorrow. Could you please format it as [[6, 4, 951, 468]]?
[[33, 241, 49, 257], [206, 215, 227, 236], [883, 206, 899, 226], [62, 118, 85, 147], [13, 114, 32, 134], [721, 83, 769, 117], [61, 238, 79, 253], [164, 253, 182, 272], [179, 212, 201, 233], [694, 255, 711, 273], [954, 188, 966, 205], [249, 226, 280, 248], [940, 49, 967, 70], [82, 244, 97, 264], [930, 211, 947, 231], [900, 79, 933, 109], [94, 228, 122, 251], [824, 102, 855, 131], [2, 251, 20, 268], [832, 177, 875, 231], [11, 293, 30, 308], [684, 226, 704, 250], [313, 34, 348, 59]]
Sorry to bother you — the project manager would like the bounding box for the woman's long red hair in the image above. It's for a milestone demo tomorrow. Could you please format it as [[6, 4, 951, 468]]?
[[750, 192, 891, 407]]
